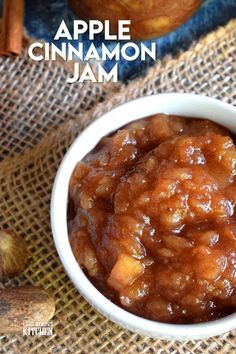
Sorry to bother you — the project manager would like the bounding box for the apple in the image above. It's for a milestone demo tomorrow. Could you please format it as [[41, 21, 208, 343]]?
[[68, 0, 202, 40]]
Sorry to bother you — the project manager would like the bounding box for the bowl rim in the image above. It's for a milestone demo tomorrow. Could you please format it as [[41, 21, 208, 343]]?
[[51, 93, 236, 340]]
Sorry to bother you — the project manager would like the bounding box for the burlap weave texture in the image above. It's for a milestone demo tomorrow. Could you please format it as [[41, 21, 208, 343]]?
[[0, 19, 236, 354]]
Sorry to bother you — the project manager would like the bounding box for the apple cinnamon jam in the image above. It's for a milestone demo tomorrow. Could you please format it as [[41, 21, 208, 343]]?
[[68, 114, 236, 324]]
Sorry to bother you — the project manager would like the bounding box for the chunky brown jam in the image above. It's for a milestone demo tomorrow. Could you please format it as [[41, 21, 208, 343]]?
[[68, 114, 236, 324]]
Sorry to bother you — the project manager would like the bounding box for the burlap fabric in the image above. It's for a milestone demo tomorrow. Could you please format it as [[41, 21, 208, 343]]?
[[0, 19, 236, 353]]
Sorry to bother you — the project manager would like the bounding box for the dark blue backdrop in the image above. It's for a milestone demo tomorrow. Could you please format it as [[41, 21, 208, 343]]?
[[1, 0, 236, 81]]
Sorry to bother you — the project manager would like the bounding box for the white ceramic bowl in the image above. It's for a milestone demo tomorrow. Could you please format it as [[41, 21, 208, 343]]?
[[51, 93, 236, 340]]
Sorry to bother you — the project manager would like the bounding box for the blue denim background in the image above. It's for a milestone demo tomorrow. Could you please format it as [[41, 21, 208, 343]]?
[[1, 0, 236, 81]]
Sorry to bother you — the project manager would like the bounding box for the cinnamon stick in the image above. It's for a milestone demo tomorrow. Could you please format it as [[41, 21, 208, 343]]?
[[0, 0, 24, 56]]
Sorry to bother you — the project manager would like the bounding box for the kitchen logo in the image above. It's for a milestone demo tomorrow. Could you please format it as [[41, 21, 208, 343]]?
[[23, 321, 53, 336]]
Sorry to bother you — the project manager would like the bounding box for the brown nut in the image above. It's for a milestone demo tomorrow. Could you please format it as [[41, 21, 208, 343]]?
[[0, 286, 55, 334], [0, 230, 29, 279]]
